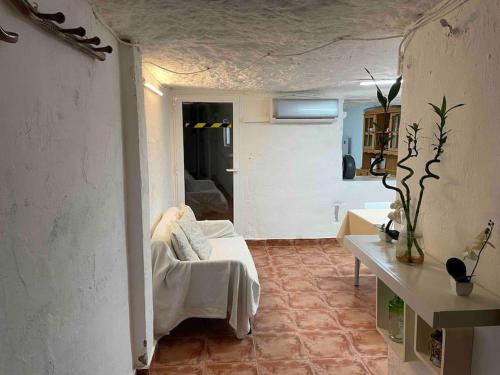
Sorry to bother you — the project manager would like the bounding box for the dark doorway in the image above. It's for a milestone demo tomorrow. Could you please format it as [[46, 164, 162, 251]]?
[[182, 102, 234, 221]]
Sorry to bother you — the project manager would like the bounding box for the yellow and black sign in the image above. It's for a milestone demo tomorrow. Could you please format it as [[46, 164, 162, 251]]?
[[184, 122, 232, 128]]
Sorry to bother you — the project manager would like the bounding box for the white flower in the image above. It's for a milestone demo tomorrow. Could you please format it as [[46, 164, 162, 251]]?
[[390, 200, 402, 210], [463, 246, 478, 260], [463, 228, 496, 260], [388, 209, 402, 224]]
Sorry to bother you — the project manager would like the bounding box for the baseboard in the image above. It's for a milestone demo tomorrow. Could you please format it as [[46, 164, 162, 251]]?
[[135, 342, 157, 375], [245, 238, 339, 246]]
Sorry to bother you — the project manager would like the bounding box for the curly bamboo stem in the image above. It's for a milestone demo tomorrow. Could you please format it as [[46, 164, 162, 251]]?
[[413, 119, 446, 232]]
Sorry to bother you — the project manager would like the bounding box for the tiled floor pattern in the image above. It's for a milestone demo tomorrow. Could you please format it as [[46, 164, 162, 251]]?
[[150, 239, 387, 375]]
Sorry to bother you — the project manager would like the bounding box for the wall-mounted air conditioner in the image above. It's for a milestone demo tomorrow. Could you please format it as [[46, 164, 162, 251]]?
[[271, 98, 339, 124]]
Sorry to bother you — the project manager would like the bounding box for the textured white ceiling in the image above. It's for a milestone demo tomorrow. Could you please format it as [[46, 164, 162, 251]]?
[[92, 0, 440, 97]]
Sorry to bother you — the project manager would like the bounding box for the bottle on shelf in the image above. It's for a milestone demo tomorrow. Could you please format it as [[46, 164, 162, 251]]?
[[388, 295, 404, 343]]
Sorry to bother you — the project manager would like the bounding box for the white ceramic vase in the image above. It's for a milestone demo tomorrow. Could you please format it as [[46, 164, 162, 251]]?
[[449, 277, 474, 296]]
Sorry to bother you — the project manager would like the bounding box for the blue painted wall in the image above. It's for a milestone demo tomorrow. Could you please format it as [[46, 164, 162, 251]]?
[[342, 101, 378, 168]]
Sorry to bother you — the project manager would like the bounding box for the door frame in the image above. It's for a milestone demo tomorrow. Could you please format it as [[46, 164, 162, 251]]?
[[172, 93, 241, 228]]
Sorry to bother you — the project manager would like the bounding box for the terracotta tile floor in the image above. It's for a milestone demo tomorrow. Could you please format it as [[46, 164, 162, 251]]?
[[150, 240, 387, 375]]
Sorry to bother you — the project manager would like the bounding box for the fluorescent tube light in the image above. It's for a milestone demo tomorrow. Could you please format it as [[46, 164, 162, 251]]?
[[360, 79, 401, 86], [144, 82, 164, 96]]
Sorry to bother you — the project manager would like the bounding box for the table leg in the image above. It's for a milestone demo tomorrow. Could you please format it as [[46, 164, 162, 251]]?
[[354, 257, 360, 287]]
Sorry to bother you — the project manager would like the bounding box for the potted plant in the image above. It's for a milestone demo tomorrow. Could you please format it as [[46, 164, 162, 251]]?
[[446, 220, 495, 296], [366, 69, 463, 264]]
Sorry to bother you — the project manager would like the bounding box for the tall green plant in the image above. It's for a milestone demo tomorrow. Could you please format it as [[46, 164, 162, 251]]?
[[366, 69, 463, 262]]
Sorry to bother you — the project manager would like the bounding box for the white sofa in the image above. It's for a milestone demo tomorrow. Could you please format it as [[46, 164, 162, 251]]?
[[151, 207, 260, 339]]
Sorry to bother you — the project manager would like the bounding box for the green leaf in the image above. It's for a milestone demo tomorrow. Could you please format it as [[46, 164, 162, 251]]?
[[388, 76, 402, 103], [377, 90, 388, 110], [365, 68, 387, 110], [446, 103, 465, 114], [429, 103, 442, 116], [441, 96, 447, 113]]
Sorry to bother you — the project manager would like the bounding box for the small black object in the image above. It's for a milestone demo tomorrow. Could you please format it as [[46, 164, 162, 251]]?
[[431, 329, 443, 342], [78, 36, 101, 45], [446, 258, 468, 282], [36, 11, 65, 24], [384, 220, 400, 240], [386, 229, 400, 241], [343, 154, 356, 179], [92, 45, 113, 53], [59, 27, 86, 37]]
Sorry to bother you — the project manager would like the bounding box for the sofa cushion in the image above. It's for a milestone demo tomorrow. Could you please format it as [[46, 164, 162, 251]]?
[[178, 205, 213, 260], [208, 236, 258, 282], [152, 207, 182, 259], [171, 222, 200, 261]]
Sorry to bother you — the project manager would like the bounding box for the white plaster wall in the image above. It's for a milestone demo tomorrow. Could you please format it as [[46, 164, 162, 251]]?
[[143, 70, 174, 228], [392, 0, 500, 373], [120, 46, 154, 367], [238, 95, 395, 239], [0, 1, 133, 374], [169, 89, 394, 239]]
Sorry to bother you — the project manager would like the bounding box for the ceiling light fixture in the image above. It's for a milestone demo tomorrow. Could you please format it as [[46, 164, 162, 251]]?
[[144, 82, 164, 96], [360, 79, 402, 86]]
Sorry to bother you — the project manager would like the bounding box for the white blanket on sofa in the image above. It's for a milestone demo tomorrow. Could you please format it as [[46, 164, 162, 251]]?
[[151, 221, 260, 339]]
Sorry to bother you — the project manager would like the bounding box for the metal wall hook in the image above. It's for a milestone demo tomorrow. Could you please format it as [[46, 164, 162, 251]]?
[[59, 26, 86, 37], [78, 36, 100, 45], [34, 10, 65, 24], [9, 0, 112, 61], [11, 0, 64, 23], [91, 45, 113, 54], [0, 24, 19, 43]]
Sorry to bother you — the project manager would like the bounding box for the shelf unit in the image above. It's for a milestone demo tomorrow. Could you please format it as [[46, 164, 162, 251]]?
[[345, 235, 500, 374], [376, 278, 417, 362], [357, 105, 401, 177], [414, 315, 473, 375]]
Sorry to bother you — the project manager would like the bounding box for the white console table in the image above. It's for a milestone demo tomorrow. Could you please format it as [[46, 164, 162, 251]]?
[[345, 235, 500, 375], [337, 209, 391, 286]]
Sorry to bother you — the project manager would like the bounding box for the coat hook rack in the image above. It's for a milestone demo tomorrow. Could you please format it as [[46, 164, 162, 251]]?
[[9, 0, 112, 61], [0, 24, 19, 43]]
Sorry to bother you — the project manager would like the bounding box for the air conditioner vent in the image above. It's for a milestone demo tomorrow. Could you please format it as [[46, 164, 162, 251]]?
[[271, 98, 338, 123]]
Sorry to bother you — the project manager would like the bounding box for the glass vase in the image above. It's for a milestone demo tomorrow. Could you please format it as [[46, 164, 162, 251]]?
[[396, 208, 424, 264]]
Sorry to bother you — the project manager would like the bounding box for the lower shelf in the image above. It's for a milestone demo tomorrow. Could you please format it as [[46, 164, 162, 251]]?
[[376, 326, 405, 359], [414, 315, 441, 374], [414, 314, 474, 375], [376, 278, 416, 362], [376, 276, 474, 373]]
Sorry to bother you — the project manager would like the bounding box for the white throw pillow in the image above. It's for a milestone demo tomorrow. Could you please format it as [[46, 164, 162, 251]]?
[[178, 205, 213, 260], [170, 222, 200, 261], [152, 207, 182, 252]]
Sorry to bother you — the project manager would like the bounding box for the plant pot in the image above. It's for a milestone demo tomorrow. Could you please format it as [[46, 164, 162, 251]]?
[[449, 277, 474, 296]]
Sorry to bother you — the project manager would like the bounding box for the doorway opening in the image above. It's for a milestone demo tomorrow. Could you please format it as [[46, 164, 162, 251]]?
[[182, 102, 234, 221]]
